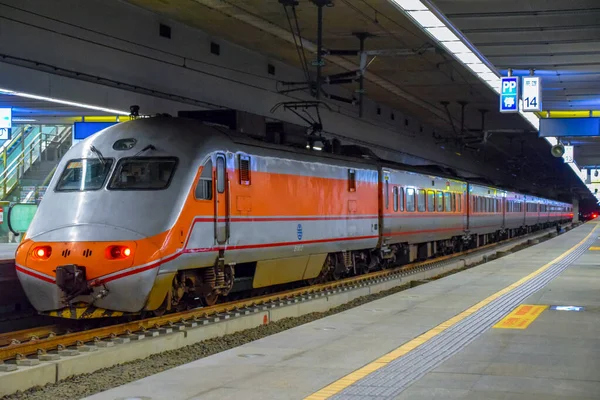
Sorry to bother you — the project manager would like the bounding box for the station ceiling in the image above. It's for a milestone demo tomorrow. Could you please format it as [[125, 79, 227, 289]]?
[[123, 0, 593, 199], [432, 0, 600, 170]]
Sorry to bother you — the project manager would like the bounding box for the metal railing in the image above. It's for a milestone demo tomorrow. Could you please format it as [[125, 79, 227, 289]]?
[[0, 126, 72, 200]]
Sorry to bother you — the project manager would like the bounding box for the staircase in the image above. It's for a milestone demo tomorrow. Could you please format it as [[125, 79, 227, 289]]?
[[0, 125, 72, 202], [19, 160, 58, 186]]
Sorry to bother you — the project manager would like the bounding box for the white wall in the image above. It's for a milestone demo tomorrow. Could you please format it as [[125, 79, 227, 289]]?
[[0, 0, 511, 180]]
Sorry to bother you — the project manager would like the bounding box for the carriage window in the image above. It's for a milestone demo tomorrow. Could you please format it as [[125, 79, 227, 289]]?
[[427, 190, 435, 212], [56, 158, 114, 192], [406, 188, 415, 212], [417, 189, 426, 212], [445, 192, 452, 212], [216, 155, 225, 193], [437, 191, 444, 212], [239, 155, 251, 185], [348, 169, 356, 192], [393, 186, 398, 212], [457, 194, 462, 212], [451, 193, 456, 212], [195, 159, 213, 200], [108, 157, 177, 190], [399, 187, 405, 211]]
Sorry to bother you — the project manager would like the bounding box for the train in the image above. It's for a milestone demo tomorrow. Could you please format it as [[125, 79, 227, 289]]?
[[15, 116, 573, 319]]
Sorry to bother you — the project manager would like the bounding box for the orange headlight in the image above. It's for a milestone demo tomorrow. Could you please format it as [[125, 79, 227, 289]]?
[[32, 246, 52, 260], [105, 245, 132, 260]]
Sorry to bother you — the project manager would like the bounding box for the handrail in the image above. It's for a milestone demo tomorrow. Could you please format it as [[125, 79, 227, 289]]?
[[0, 125, 71, 200], [0, 132, 53, 199], [0, 125, 23, 152], [6, 204, 20, 237], [0, 131, 48, 182]]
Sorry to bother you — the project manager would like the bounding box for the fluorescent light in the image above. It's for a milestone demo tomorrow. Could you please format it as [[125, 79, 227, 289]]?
[[407, 10, 444, 27], [425, 27, 458, 42], [441, 41, 470, 54], [390, 0, 428, 10], [466, 63, 494, 75], [0, 87, 130, 116], [520, 110, 540, 130], [477, 72, 499, 81], [453, 52, 481, 65], [12, 118, 37, 122], [544, 137, 558, 146]]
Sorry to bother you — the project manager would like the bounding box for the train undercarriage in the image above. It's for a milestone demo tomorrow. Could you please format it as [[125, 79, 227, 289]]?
[[152, 221, 565, 316]]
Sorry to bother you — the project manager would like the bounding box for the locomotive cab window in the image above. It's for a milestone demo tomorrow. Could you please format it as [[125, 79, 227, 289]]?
[[56, 158, 114, 192], [108, 157, 177, 190], [195, 159, 213, 200]]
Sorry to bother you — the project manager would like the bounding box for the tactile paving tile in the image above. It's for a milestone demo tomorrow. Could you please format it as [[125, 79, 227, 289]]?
[[331, 231, 597, 399]]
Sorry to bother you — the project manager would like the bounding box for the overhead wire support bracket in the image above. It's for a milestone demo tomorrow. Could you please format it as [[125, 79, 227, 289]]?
[[270, 101, 332, 135]]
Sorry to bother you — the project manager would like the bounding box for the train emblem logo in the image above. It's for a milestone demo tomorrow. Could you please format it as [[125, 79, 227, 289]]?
[[297, 224, 303, 240]]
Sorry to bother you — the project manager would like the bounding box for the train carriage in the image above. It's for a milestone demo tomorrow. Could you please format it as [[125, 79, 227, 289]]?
[[380, 168, 467, 250], [14, 116, 574, 319]]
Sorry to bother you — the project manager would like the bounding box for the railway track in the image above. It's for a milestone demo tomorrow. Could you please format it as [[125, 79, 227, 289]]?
[[0, 224, 572, 366]]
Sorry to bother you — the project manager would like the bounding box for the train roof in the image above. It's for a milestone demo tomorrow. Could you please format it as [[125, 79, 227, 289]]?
[[135, 116, 570, 206]]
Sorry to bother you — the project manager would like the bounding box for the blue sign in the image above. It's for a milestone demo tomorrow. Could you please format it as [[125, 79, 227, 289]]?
[[550, 305, 584, 312], [73, 121, 118, 140], [297, 224, 303, 240], [500, 76, 519, 113], [539, 118, 600, 137]]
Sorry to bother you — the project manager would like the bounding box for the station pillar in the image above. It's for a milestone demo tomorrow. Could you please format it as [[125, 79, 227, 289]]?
[[572, 197, 579, 223]]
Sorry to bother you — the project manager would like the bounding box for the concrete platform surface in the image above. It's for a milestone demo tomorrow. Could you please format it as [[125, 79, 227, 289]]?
[[84, 222, 600, 400], [0, 243, 17, 261]]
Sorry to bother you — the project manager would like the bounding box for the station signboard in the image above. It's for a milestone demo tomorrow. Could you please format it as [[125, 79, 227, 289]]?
[[522, 76, 542, 112], [562, 145, 574, 163], [500, 77, 518, 113], [0, 108, 11, 140]]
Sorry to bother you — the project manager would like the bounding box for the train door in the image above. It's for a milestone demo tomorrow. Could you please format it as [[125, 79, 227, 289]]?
[[464, 183, 470, 233], [381, 169, 391, 242], [502, 197, 506, 229], [214, 153, 230, 244]]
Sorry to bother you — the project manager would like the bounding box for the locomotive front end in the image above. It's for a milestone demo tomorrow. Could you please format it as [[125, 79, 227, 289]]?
[[15, 118, 194, 319], [15, 230, 163, 318]]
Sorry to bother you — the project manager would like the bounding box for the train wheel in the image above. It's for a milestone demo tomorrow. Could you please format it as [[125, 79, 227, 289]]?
[[202, 292, 219, 306]]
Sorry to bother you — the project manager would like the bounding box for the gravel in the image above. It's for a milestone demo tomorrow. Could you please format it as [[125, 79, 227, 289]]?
[[2, 230, 558, 400]]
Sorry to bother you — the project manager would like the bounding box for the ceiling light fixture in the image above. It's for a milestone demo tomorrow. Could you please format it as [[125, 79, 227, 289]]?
[[389, 0, 591, 196], [0, 87, 130, 116]]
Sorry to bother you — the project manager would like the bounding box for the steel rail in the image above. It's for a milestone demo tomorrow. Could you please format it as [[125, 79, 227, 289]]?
[[0, 325, 60, 348]]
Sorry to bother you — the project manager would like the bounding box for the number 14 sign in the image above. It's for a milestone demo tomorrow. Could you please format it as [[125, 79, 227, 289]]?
[[522, 76, 542, 112]]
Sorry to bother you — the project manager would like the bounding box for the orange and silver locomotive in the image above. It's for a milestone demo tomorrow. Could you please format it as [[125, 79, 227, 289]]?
[[15, 116, 573, 318]]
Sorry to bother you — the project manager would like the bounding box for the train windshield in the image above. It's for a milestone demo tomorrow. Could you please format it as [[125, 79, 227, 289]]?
[[108, 157, 178, 190], [56, 159, 114, 191]]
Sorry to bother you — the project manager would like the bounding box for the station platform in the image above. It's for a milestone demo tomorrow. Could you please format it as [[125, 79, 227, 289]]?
[[0, 243, 17, 262], [85, 222, 600, 400]]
